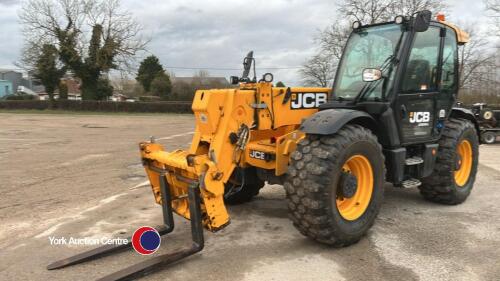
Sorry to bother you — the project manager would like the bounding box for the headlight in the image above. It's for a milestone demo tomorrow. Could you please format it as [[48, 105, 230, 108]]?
[[263, 73, 273, 83]]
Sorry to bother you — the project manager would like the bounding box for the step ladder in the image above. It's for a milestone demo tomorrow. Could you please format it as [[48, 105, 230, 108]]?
[[401, 178, 422, 188], [405, 156, 424, 166], [400, 156, 424, 188]]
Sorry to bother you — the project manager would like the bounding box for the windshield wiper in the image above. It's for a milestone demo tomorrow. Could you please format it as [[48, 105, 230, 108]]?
[[352, 55, 397, 103], [353, 32, 405, 104]]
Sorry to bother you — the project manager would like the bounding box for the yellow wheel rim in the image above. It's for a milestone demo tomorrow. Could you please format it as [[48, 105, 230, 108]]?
[[336, 155, 374, 221], [454, 140, 473, 187]]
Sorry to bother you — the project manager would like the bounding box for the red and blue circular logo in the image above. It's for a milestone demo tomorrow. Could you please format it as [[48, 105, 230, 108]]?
[[131, 226, 161, 255]]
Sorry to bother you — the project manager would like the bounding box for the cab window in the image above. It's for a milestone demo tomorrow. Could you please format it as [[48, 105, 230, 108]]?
[[440, 28, 458, 92], [402, 27, 441, 92], [334, 24, 405, 100]]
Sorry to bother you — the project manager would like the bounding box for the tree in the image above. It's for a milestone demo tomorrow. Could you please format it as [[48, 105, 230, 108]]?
[[111, 77, 143, 97], [34, 44, 65, 102], [300, 53, 336, 87], [171, 81, 194, 101], [390, 0, 447, 17], [487, 0, 500, 12], [20, 0, 147, 100], [485, 0, 500, 37], [136, 56, 165, 92], [301, 0, 447, 86], [195, 70, 210, 78], [338, 0, 447, 24], [58, 81, 68, 100], [458, 25, 496, 90], [275, 81, 286, 87], [150, 72, 172, 99], [96, 78, 114, 100], [301, 24, 350, 87]]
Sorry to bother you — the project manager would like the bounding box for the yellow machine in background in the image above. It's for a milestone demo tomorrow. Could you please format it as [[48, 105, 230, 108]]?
[[140, 76, 330, 231]]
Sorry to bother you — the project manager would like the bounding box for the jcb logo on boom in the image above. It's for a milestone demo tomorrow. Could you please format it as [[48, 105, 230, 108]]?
[[249, 150, 266, 160], [409, 112, 430, 123], [290, 93, 327, 110]]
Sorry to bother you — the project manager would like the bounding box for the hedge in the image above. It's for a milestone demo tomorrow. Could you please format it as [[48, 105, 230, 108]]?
[[0, 100, 193, 113], [4, 100, 494, 114]]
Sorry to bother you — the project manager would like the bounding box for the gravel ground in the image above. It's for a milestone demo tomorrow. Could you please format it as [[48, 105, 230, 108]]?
[[0, 112, 499, 281]]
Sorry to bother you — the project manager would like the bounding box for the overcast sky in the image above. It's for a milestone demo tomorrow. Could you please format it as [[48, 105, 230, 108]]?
[[0, 0, 489, 86]]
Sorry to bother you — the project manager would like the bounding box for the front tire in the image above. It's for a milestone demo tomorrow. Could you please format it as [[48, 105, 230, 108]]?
[[420, 118, 479, 204], [224, 167, 265, 205], [284, 125, 385, 246]]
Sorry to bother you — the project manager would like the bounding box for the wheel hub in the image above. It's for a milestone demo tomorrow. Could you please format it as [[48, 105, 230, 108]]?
[[455, 154, 462, 170], [454, 139, 473, 187], [340, 172, 358, 198], [336, 154, 374, 221]]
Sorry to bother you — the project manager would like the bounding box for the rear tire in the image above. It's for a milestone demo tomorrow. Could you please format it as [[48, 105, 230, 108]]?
[[284, 125, 385, 246], [224, 167, 265, 205], [420, 118, 479, 204], [482, 110, 494, 120], [481, 131, 496, 144]]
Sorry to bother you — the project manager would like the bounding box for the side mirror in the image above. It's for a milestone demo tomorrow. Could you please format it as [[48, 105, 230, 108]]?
[[362, 68, 382, 82], [413, 10, 432, 32], [241, 51, 254, 79]]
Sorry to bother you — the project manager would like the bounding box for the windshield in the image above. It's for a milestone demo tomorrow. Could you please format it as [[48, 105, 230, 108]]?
[[334, 24, 406, 100]]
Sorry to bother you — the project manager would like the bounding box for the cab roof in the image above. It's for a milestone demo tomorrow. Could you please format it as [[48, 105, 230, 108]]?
[[438, 20, 470, 45]]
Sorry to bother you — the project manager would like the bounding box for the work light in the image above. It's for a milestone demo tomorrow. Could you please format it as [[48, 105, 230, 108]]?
[[263, 73, 273, 83], [352, 21, 361, 29]]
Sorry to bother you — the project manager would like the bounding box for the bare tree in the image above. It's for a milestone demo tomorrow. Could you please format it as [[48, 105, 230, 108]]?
[[300, 53, 336, 87], [338, 0, 395, 24], [486, 0, 500, 13], [19, 0, 147, 100], [300, 0, 447, 86], [338, 0, 447, 24], [388, 0, 447, 18], [458, 25, 497, 91], [300, 25, 350, 87], [195, 70, 210, 78], [485, 0, 500, 38], [317, 25, 351, 62]]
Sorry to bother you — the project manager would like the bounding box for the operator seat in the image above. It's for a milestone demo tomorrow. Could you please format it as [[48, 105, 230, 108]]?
[[403, 59, 431, 91]]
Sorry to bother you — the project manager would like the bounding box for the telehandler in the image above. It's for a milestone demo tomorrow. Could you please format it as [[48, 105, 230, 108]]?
[[48, 10, 479, 280]]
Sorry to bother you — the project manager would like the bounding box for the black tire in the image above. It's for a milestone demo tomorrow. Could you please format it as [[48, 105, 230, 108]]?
[[224, 167, 265, 205], [420, 118, 479, 204], [284, 125, 385, 246], [481, 131, 496, 144]]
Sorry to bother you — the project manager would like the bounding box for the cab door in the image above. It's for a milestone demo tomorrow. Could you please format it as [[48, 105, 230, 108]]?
[[395, 25, 444, 144]]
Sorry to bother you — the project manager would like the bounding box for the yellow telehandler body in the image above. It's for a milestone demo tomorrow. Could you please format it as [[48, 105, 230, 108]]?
[[140, 83, 330, 230]]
